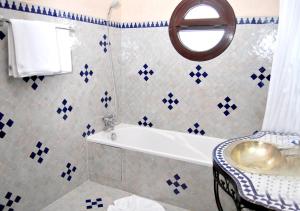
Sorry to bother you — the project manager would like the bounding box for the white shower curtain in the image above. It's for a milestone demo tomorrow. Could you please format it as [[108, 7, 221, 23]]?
[[262, 0, 300, 134]]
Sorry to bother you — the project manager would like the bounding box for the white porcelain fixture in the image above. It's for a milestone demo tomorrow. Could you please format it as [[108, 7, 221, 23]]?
[[87, 124, 224, 167]]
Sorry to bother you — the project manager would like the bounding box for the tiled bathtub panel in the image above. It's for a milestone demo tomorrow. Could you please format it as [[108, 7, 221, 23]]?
[[87, 142, 123, 188], [0, 8, 116, 211], [123, 150, 217, 211], [87, 142, 217, 211], [118, 25, 277, 139]]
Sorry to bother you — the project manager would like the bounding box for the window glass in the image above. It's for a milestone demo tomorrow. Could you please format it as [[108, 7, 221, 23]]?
[[185, 5, 219, 19]]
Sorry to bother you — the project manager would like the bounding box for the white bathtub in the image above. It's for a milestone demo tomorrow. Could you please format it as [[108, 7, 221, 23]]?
[[87, 124, 224, 167]]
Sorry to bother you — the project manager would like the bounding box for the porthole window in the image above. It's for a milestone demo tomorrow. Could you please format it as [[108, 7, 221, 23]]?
[[169, 0, 236, 61]]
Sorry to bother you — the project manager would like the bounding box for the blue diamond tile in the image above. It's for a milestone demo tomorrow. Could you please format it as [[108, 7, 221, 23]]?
[[23, 76, 44, 90], [57, 99, 73, 120], [189, 65, 208, 85], [0, 192, 21, 210], [166, 174, 187, 195], [99, 34, 111, 53], [187, 123, 205, 135], [82, 124, 95, 138], [101, 91, 112, 108], [0, 112, 14, 139], [251, 66, 270, 88], [30, 141, 49, 164], [138, 116, 153, 127], [162, 93, 179, 110], [218, 97, 237, 116], [61, 162, 77, 181], [80, 64, 93, 83], [86, 198, 103, 209]]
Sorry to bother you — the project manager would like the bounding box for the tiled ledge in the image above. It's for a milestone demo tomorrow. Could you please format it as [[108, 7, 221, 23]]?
[[0, 0, 279, 29]]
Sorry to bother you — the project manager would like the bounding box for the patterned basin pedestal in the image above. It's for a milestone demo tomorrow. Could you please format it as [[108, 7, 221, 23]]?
[[213, 132, 300, 211]]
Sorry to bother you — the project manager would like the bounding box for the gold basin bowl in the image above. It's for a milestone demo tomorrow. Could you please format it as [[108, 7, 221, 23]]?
[[224, 140, 300, 176]]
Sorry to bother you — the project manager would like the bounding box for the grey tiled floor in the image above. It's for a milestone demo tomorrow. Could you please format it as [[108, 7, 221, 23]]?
[[42, 180, 189, 211]]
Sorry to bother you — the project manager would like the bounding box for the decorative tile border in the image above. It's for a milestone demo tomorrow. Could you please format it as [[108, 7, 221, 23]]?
[[119, 17, 279, 29], [214, 132, 300, 211], [0, 0, 114, 27], [0, 0, 279, 29], [237, 17, 279, 25]]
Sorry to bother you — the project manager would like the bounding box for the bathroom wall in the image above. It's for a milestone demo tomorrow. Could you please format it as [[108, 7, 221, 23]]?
[[2, 0, 279, 140], [0, 0, 119, 210], [20, 0, 280, 22], [0, 0, 279, 210], [116, 5, 278, 139], [118, 0, 279, 22], [21, 0, 122, 20]]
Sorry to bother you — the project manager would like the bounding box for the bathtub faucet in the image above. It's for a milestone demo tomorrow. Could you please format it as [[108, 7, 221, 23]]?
[[103, 114, 116, 131]]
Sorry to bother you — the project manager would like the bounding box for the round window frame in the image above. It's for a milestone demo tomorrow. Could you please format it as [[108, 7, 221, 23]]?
[[169, 0, 237, 61]]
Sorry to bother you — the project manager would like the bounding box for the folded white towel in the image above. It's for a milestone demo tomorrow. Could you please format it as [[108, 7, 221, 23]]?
[[8, 19, 72, 77], [107, 195, 165, 211], [56, 26, 72, 74]]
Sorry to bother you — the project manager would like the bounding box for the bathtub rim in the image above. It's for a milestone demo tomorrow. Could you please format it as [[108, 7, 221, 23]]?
[[87, 123, 225, 167]]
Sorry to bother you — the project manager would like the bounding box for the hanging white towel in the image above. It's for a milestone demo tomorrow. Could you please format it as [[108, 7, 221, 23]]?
[[8, 19, 72, 77], [107, 195, 165, 211], [56, 26, 72, 74]]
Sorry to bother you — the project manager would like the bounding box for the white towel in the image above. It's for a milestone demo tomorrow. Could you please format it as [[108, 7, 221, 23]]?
[[8, 19, 72, 77], [107, 195, 165, 211], [56, 26, 72, 74]]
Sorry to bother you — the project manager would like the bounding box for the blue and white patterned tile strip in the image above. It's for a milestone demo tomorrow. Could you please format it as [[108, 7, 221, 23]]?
[[0, 0, 113, 27], [119, 16, 279, 29], [0, 0, 279, 28], [213, 132, 300, 211]]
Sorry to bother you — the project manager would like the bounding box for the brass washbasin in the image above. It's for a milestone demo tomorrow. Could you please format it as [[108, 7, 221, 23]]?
[[224, 140, 300, 176]]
